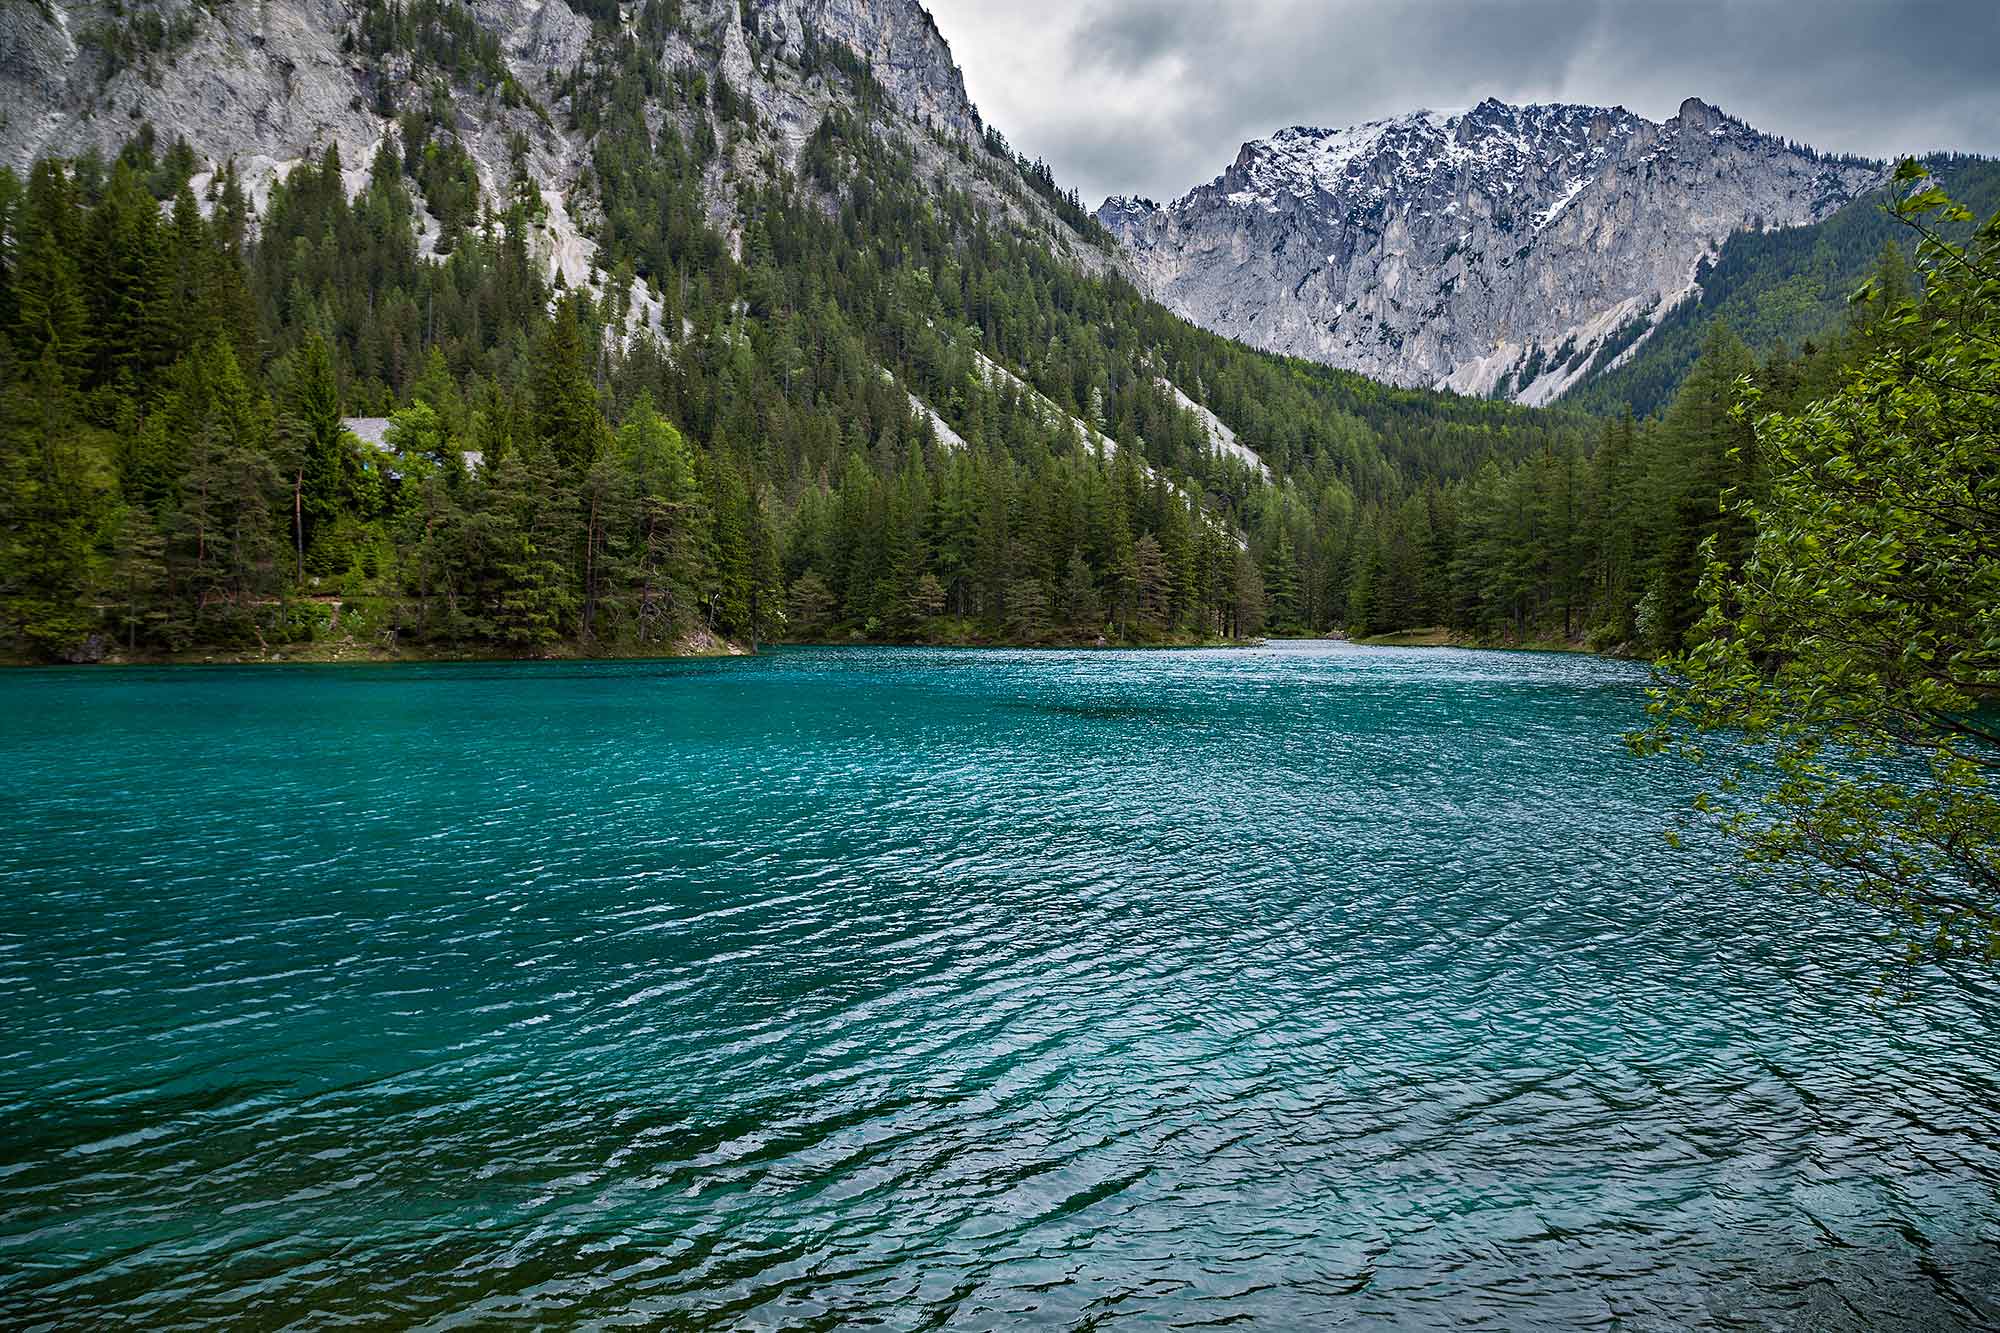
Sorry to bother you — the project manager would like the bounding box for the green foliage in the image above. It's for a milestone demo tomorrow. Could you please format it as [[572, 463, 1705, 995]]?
[[1633, 166, 2000, 960], [0, 64, 1897, 667], [1568, 155, 2000, 418], [0, 349, 117, 657], [355, 0, 510, 94], [279, 332, 348, 572], [531, 296, 608, 472]]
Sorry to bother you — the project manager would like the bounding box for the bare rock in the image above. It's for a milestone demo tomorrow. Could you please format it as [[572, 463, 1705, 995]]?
[[1099, 97, 1884, 404]]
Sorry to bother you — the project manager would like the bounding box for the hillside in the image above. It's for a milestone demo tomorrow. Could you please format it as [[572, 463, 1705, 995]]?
[[0, 0, 1623, 661], [1560, 153, 2000, 417], [1099, 97, 1884, 407]]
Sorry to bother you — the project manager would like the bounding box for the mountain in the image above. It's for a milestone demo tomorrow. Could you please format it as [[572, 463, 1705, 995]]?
[[1097, 97, 1885, 406], [0, 0, 978, 171], [0, 0, 1614, 663], [0, 0, 1604, 489], [4, 0, 1934, 667], [1562, 152, 2000, 418], [0, 0, 1115, 290]]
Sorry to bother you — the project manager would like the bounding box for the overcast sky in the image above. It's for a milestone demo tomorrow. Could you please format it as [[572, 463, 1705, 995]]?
[[921, 0, 2000, 207]]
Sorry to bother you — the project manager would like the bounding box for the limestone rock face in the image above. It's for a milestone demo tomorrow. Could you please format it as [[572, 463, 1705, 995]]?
[[1098, 97, 1884, 403], [744, 0, 979, 138], [2, 0, 385, 178], [510, 1, 592, 71], [0, 0, 1108, 295], [0, 0, 975, 172]]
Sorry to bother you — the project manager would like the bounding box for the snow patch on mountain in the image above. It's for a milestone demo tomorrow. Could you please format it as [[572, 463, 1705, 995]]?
[[1100, 96, 1884, 404], [1155, 378, 1270, 479], [1535, 178, 1589, 232]]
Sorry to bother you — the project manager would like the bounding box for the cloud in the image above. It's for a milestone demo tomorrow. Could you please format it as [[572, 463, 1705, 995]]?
[[922, 0, 2000, 206]]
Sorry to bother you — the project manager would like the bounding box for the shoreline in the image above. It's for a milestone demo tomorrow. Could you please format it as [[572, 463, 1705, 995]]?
[[1351, 626, 1640, 660], [2, 624, 754, 670], [2, 632, 1266, 669], [4, 626, 1642, 669]]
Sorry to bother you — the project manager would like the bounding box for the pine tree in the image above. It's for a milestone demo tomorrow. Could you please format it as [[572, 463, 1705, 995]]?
[[786, 570, 835, 640], [1346, 520, 1384, 637], [1004, 575, 1050, 642], [282, 332, 347, 577], [1133, 533, 1170, 632], [164, 341, 281, 643], [1231, 551, 1266, 640], [0, 347, 115, 656], [85, 161, 175, 391], [1261, 528, 1301, 631], [618, 395, 706, 641], [105, 505, 167, 651], [479, 439, 576, 648], [1058, 549, 1100, 634], [11, 164, 91, 385], [531, 295, 608, 473], [1645, 321, 1756, 651]]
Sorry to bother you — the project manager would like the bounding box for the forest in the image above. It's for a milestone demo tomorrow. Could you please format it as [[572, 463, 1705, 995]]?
[[0, 4, 1959, 662]]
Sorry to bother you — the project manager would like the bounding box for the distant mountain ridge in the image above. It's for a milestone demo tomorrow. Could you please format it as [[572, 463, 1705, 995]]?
[[1563, 152, 2000, 417], [1098, 97, 1886, 405]]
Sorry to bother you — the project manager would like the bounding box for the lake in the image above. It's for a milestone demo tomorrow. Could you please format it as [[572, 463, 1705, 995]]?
[[1, 643, 1995, 1328]]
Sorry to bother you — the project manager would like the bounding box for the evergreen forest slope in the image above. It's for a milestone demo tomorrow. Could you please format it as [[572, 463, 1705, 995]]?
[[0, 0, 1962, 663]]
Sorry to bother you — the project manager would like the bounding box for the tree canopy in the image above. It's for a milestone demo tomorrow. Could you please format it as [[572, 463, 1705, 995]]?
[[1634, 164, 2000, 961]]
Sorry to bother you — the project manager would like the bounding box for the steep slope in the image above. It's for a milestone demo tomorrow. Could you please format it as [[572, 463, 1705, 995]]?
[[1098, 97, 1884, 405], [1563, 153, 2000, 417], [0, 0, 973, 175], [0, 0, 1113, 301], [0, 0, 1638, 664]]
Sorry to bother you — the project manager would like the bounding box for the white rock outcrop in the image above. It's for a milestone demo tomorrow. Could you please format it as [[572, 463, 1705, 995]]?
[[1098, 98, 1884, 403]]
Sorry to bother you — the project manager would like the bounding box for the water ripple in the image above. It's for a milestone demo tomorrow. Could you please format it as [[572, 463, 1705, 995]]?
[[0, 643, 1996, 1328]]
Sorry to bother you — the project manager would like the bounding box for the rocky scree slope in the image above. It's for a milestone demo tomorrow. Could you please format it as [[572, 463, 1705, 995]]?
[[1098, 97, 1884, 405], [0, 0, 1118, 314], [0, 0, 1277, 503]]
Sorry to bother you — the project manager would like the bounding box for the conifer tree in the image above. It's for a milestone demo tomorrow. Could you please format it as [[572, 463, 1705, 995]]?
[[0, 347, 114, 654], [532, 296, 608, 472], [281, 333, 348, 577], [11, 165, 91, 385]]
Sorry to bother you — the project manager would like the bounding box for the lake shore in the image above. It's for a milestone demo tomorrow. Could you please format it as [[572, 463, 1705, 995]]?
[[3, 625, 753, 669], [5, 627, 1263, 668], [5, 606, 1624, 669], [1353, 625, 1640, 659]]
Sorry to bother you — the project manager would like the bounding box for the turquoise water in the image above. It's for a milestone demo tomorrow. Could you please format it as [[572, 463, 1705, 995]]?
[[1, 643, 1995, 1329]]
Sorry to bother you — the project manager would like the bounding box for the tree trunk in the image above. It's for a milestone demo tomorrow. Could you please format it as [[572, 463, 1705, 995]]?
[[293, 468, 305, 583], [582, 494, 600, 639]]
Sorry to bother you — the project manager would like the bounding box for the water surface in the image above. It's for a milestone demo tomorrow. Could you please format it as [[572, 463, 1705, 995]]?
[[1, 643, 1995, 1328]]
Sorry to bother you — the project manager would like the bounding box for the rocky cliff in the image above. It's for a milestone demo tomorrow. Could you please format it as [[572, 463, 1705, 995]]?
[[0, 0, 977, 166], [1098, 97, 1884, 404], [737, 0, 978, 139], [0, 0, 1106, 303]]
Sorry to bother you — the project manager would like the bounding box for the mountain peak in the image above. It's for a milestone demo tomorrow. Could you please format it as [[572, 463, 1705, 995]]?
[[741, 0, 983, 139], [1098, 96, 1885, 403], [1183, 99, 1646, 218], [1675, 95, 1724, 130]]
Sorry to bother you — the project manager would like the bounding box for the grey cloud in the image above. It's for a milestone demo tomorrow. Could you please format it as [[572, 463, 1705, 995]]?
[[924, 0, 2000, 207], [1069, 2, 1212, 71]]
